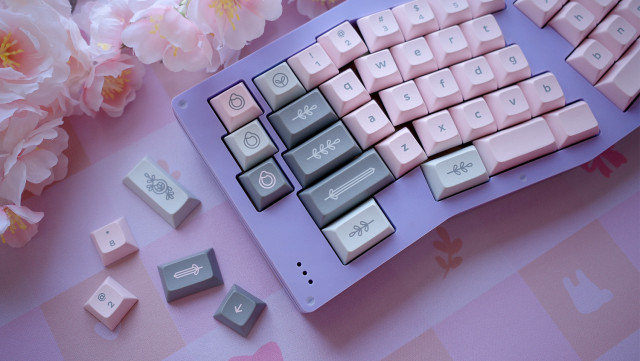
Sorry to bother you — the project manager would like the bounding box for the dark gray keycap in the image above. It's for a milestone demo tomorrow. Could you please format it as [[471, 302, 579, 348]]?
[[268, 89, 338, 148], [283, 121, 361, 187], [157, 248, 223, 302], [238, 158, 293, 211], [299, 149, 395, 228], [214, 284, 266, 337], [253, 62, 305, 110]]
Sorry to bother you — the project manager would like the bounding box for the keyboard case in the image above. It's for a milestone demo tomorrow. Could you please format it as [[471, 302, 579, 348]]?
[[172, 0, 639, 312]]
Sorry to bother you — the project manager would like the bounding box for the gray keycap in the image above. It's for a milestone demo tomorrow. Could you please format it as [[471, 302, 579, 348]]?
[[224, 119, 278, 171], [214, 284, 266, 337], [157, 248, 223, 302], [238, 158, 293, 211], [421, 145, 489, 200], [283, 121, 361, 187], [299, 149, 395, 228], [253, 62, 305, 110], [268, 89, 338, 148], [123, 157, 200, 228]]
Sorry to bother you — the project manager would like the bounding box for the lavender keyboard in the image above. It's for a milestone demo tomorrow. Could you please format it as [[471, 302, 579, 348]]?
[[172, 0, 639, 312]]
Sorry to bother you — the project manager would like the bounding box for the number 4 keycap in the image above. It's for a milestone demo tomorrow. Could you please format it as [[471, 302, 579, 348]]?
[[84, 276, 138, 331]]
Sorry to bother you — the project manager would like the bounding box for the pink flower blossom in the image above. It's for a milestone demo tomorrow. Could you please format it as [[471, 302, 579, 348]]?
[[86, 0, 134, 61], [0, 105, 68, 206], [291, 0, 343, 19], [122, 2, 220, 72], [0, 4, 71, 108], [0, 205, 43, 248], [80, 54, 146, 117], [187, 0, 283, 50]]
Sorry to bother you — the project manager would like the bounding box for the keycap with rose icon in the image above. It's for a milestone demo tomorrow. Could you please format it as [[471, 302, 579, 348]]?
[[84, 276, 138, 331], [124, 157, 201, 228], [238, 158, 294, 211]]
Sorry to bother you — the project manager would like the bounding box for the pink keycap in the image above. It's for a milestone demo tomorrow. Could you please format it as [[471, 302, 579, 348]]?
[[459, 15, 505, 57], [356, 9, 405, 53], [317, 21, 368, 68], [514, 0, 567, 27], [575, 0, 617, 22], [287, 43, 339, 90], [375, 128, 428, 178], [566, 38, 615, 84], [549, 2, 597, 47], [589, 15, 638, 60], [319, 69, 371, 117], [379, 80, 429, 126], [90, 217, 139, 266], [392, 0, 440, 40], [543, 101, 599, 148], [343, 100, 395, 149], [595, 39, 640, 110], [413, 110, 463, 155], [390, 37, 438, 80], [84, 276, 138, 331], [484, 85, 532, 129], [209, 83, 263, 132], [449, 98, 498, 143], [450, 56, 498, 99], [354, 49, 403, 93], [518, 72, 565, 116], [415, 68, 463, 111], [425, 25, 472, 68], [473, 117, 558, 175], [469, 0, 506, 17], [427, 0, 473, 28], [612, 0, 640, 30], [485, 44, 531, 87]]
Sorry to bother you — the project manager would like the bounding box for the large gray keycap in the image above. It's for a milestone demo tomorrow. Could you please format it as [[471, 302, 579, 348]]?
[[238, 158, 293, 211], [123, 157, 200, 228], [214, 284, 266, 337], [253, 62, 305, 110], [299, 149, 394, 228], [283, 121, 361, 187], [268, 89, 338, 148], [158, 248, 223, 302]]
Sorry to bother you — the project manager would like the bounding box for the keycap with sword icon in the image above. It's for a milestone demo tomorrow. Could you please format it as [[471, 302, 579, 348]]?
[[158, 248, 223, 302]]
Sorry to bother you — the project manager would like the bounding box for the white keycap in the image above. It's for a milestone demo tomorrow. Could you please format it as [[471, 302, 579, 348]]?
[[322, 199, 395, 264], [84, 276, 138, 331], [90, 217, 138, 266], [123, 157, 201, 228], [421, 145, 489, 200], [224, 119, 278, 171]]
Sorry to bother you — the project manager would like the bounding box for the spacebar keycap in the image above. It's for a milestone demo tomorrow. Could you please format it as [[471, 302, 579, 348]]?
[[472, 117, 558, 175], [299, 149, 394, 228]]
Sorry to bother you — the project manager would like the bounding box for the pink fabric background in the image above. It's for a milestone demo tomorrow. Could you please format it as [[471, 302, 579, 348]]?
[[0, 1, 638, 360]]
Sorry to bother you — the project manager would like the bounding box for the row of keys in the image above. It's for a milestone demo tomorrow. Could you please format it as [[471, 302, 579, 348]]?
[[422, 101, 599, 200], [516, 0, 640, 110]]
